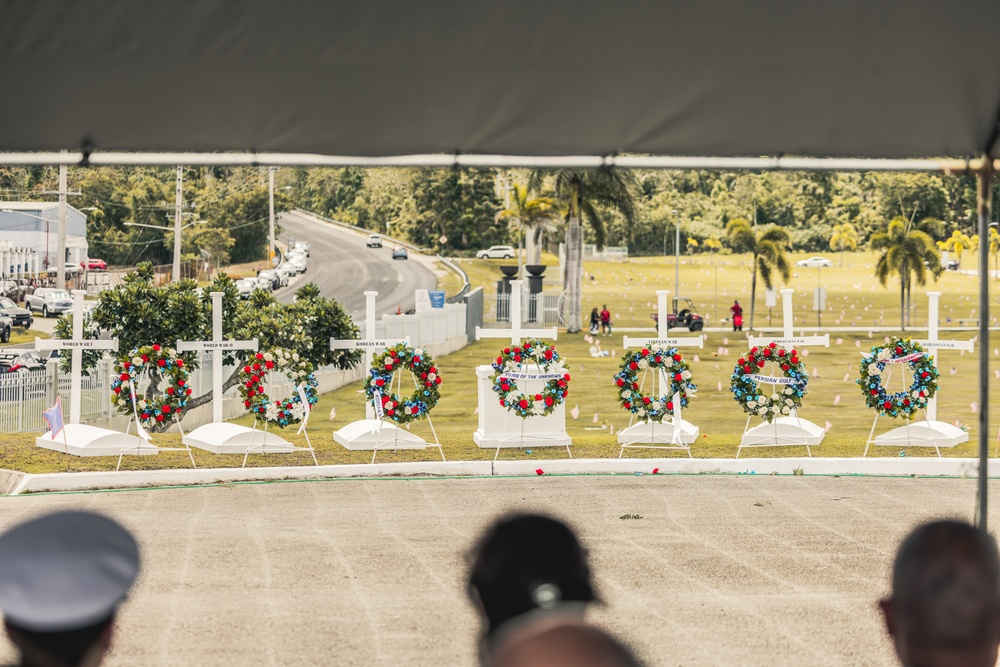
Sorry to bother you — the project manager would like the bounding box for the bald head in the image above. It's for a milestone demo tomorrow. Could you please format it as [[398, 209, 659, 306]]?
[[491, 618, 643, 667], [880, 520, 1000, 667]]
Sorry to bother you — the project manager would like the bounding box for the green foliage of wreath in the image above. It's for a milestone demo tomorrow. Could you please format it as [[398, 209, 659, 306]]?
[[490, 339, 570, 419], [613, 345, 696, 423], [363, 343, 442, 424], [238, 348, 318, 428], [110, 344, 192, 423], [857, 337, 938, 419], [730, 342, 808, 423]]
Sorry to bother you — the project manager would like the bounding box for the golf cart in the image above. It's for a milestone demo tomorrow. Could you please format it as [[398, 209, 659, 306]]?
[[651, 297, 704, 332]]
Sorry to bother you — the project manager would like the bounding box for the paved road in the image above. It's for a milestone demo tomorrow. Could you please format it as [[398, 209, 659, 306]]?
[[273, 211, 437, 320]]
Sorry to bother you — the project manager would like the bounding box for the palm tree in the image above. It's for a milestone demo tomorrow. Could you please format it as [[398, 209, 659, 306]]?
[[495, 184, 560, 266], [939, 229, 974, 267], [829, 222, 858, 266], [725, 219, 792, 330], [871, 216, 942, 330], [529, 170, 636, 333]]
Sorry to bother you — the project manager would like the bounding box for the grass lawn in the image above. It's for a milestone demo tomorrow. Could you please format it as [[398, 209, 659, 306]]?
[[2, 250, 998, 474], [5, 328, 49, 346]]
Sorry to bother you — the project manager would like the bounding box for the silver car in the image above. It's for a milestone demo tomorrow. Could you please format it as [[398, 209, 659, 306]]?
[[25, 288, 74, 318]]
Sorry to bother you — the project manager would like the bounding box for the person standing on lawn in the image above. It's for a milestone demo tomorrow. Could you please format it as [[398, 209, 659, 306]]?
[[730, 300, 743, 332], [600, 305, 612, 336], [589, 308, 600, 336]]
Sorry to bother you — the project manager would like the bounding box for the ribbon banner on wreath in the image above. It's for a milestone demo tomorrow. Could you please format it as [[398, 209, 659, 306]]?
[[491, 339, 570, 419], [613, 345, 696, 423], [238, 348, 319, 428], [731, 342, 808, 423], [110, 344, 192, 424], [364, 342, 442, 424], [856, 337, 938, 419]]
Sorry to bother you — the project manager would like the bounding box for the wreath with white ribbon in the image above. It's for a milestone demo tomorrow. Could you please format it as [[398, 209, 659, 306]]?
[[613, 346, 696, 422], [857, 337, 938, 418], [238, 348, 318, 428], [731, 342, 808, 423], [363, 343, 441, 424], [111, 344, 191, 423], [490, 339, 570, 419]]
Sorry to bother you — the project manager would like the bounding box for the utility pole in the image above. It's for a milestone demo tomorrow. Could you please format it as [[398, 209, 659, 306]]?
[[673, 208, 680, 299], [173, 166, 183, 282], [268, 168, 275, 267], [57, 151, 67, 289]]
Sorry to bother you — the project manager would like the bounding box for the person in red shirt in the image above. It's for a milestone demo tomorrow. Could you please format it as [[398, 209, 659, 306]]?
[[729, 300, 743, 331], [599, 306, 611, 336]]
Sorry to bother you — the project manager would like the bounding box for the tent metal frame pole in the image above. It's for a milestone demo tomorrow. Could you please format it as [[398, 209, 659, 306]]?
[[0, 151, 995, 173], [977, 155, 992, 531]]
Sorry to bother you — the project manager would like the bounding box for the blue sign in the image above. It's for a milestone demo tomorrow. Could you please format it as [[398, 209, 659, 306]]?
[[429, 290, 446, 308]]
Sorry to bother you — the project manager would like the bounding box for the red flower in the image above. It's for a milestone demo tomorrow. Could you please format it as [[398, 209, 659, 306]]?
[[503, 348, 510, 354], [629, 362, 638, 370], [545, 396, 553, 406], [385, 362, 394, 370], [544, 350, 553, 360], [768, 342, 776, 348], [176, 359, 183, 367], [743, 365, 753, 374], [674, 373, 683, 382], [435, 377, 442, 385], [244, 400, 251, 408], [167, 387, 174, 395], [514, 355, 522, 363], [778, 350, 785, 357], [535, 468, 544, 476], [265, 360, 274, 369], [163, 405, 171, 414], [251, 375, 259, 383], [871, 389, 878, 396], [420, 372, 428, 379], [652, 467, 660, 474], [375, 379, 385, 387], [141, 355, 149, 362], [624, 401, 631, 409], [496, 356, 503, 365], [277, 412, 284, 419], [113, 387, 121, 394], [120, 372, 129, 381], [666, 401, 673, 410], [244, 365, 251, 373], [921, 372, 929, 379], [535, 393, 543, 400], [895, 347, 903, 355], [632, 382, 639, 390], [429, 367, 437, 373], [673, 354, 681, 362], [757, 361, 765, 368], [903, 399, 911, 406], [155, 414, 164, 422], [751, 347, 758, 354], [123, 361, 130, 369], [640, 348, 649, 356], [738, 358, 746, 366], [157, 359, 166, 367], [616, 378, 624, 387], [564, 374, 571, 381], [781, 364, 790, 371], [255, 352, 264, 360], [643, 396, 651, 404], [152, 344, 161, 351], [883, 400, 892, 409], [186, 388, 192, 395], [519, 399, 529, 409], [790, 356, 799, 364], [387, 409, 394, 416]]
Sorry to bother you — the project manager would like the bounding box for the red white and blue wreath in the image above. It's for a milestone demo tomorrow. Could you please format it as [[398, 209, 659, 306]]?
[[238, 348, 319, 428], [614, 346, 696, 422], [363, 343, 441, 425], [731, 342, 808, 423], [491, 340, 570, 419], [110, 344, 192, 423], [857, 337, 938, 419]]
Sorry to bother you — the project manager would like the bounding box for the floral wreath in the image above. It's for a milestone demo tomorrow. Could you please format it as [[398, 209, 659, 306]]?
[[613, 346, 696, 422], [857, 337, 938, 419], [730, 342, 808, 423], [490, 339, 570, 419], [238, 348, 318, 428], [363, 343, 442, 425], [110, 344, 191, 423]]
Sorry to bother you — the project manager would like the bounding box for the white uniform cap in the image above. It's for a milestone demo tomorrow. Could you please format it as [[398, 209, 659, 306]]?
[[0, 511, 139, 632]]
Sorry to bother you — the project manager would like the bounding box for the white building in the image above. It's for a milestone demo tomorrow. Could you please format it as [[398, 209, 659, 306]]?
[[0, 202, 89, 276]]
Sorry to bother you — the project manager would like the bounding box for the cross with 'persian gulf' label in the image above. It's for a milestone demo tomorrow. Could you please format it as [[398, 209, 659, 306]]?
[[748, 288, 830, 350], [35, 290, 119, 425], [621, 290, 704, 422], [913, 291, 974, 421], [176, 291, 258, 424], [476, 280, 556, 345], [330, 291, 410, 420]]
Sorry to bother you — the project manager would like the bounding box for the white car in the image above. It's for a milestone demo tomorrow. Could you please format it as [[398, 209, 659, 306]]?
[[288, 257, 307, 274], [293, 242, 310, 257], [253, 276, 273, 292], [796, 256, 833, 268], [476, 245, 516, 259], [235, 278, 256, 299], [367, 233, 382, 248]]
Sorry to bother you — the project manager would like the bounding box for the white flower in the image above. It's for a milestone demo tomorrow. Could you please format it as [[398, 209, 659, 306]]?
[[620, 390, 632, 399], [121, 380, 129, 388], [637, 408, 646, 417], [747, 400, 757, 409], [771, 393, 780, 402], [132, 356, 142, 366], [877, 349, 889, 361], [868, 366, 880, 376], [428, 373, 437, 381], [264, 352, 273, 362], [650, 401, 661, 411], [911, 390, 921, 398], [681, 370, 691, 380], [265, 403, 279, 420], [783, 387, 793, 395], [637, 359, 649, 370], [292, 352, 300, 361], [758, 406, 768, 414], [781, 406, 791, 415], [138, 400, 147, 409]]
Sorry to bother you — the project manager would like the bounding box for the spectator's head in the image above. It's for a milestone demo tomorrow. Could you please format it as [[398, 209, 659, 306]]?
[[0, 511, 140, 667], [880, 519, 1000, 667], [468, 514, 596, 640], [490, 617, 644, 667]]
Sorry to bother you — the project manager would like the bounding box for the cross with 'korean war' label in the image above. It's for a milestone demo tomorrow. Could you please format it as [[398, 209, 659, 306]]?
[[35, 290, 119, 425], [476, 280, 556, 346], [176, 291, 258, 424], [330, 291, 410, 420], [913, 292, 975, 421]]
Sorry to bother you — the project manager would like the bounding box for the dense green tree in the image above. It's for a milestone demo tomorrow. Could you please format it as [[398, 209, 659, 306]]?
[[725, 219, 792, 330], [871, 217, 942, 330]]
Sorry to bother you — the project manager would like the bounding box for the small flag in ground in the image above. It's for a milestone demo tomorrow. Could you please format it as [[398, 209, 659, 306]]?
[[42, 396, 64, 437]]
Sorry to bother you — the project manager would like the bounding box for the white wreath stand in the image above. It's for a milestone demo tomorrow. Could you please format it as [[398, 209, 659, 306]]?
[[618, 290, 703, 456], [473, 280, 571, 458], [115, 385, 197, 471], [866, 291, 973, 454], [331, 290, 437, 456], [179, 292, 287, 454], [240, 380, 319, 467], [34, 290, 148, 457], [739, 288, 829, 457]]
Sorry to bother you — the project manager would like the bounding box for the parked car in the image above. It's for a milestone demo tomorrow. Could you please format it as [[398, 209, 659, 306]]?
[[277, 264, 296, 282], [795, 256, 833, 268], [0, 313, 10, 344], [81, 258, 107, 270], [46, 263, 82, 276], [650, 298, 705, 332], [257, 269, 284, 290], [367, 233, 382, 248], [253, 276, 273, 292], [1, 279, 29, 303], [288, 257, 308, 274], [0, 349, 45, 373], [293, 241, 310, 257], [392, 246, 408, 260], [25, 288, 73, 318], [235, 278, 257, 300], [0, 297, 32, 329], [476, 245, 516, 259]]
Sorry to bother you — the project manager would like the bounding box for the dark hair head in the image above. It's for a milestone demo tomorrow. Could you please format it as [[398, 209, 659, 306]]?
[[6, 614, 113, 667], [468, 514, 596, 637], [891, 519, 1000, 651]]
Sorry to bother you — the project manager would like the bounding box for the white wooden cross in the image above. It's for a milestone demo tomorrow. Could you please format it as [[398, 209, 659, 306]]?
[[622, 290, 704, 425], [330, 290, 410, 420], [476, 280, 556, 345], [35, 290, 118, 425], [913, 291, 975, 421], [749, 288, 830, 350], [176, 291, 258, 424]]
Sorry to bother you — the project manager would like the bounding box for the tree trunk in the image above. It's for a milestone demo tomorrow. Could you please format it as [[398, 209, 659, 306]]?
[[528, 226, 544, 265], [748, 255, 758, 331], [565, 185, 583, 333], [900, 273, 907, 331], [840, 249, 844, 267]]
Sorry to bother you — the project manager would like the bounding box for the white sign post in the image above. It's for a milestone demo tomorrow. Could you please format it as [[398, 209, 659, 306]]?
[[176, 291, 288, 456], [866, 291, 974, 455], [473, 280, 570, 456], [739, 288, 830, 456], [617, 290, 704, 454], [34, 290, 147, 456], [330, 290, 429, 455]]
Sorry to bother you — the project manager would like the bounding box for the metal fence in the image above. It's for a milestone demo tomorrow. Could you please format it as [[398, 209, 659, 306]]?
[[481, 288, 565, 328]]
